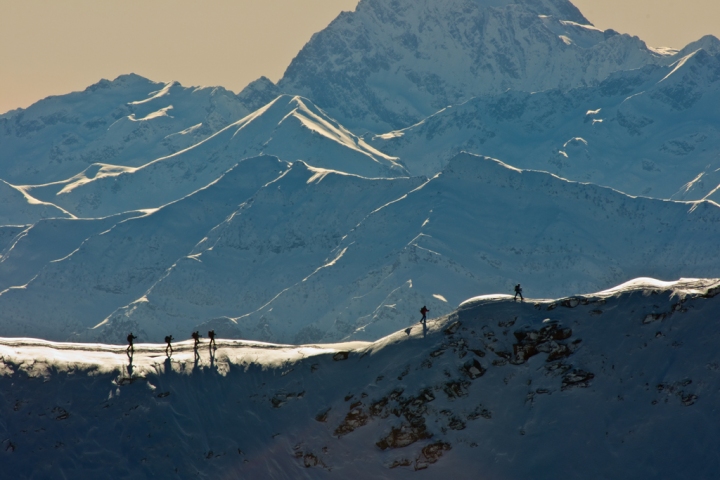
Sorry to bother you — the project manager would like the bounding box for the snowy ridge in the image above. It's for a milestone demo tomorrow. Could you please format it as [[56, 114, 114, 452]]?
[[218, 153, 720, 344], [16, 95, 405, 219], [0, 212, 144, 292], [0, 179, 72, 225], [0, 157, 291, 341], [1, 277, 719, 478], [91, 163, 424, 344], [370, 49, 720, 201], [75, 153, 720, 346], [0, 74, 255, 185]]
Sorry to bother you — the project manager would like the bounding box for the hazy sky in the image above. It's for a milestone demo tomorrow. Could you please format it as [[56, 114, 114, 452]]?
[[1, 0, 718, 114]]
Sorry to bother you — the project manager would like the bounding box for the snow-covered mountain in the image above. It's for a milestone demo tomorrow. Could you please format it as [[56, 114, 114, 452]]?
[[65, 153, 720, 346], [221, 153, 720, 344], [17, 95, 405, 220], [92, 164, 424, 345], [0, 74, 262, 185], [0, 156, 289, 341], [2, 278, 718, 478], [370, 47, 720, 201], [0, 179, 72, 225], [0, 211, 144, 292], [276, 0, 687, 132]]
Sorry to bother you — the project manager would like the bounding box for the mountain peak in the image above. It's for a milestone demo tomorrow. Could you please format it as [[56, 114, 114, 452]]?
[[356, 0, 588, 23], [84, 73, 157, 93], [677, 34, 720, 57], [279, 0, 661, 131], [236, 76, 281, 112]]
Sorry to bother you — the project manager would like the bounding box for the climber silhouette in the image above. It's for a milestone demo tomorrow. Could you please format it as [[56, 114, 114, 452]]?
[[165, 335, 174, 356], [126, 333, 137, 354], [208, 330, 217, 349], [514, 284, 524, 301], [420, 306, 429, 323], [191, 331, 202, 350]]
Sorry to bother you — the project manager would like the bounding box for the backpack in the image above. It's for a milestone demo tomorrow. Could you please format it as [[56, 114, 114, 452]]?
[[165, 335, 172, 344]]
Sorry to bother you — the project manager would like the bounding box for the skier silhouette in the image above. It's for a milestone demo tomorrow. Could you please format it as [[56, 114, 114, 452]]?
[[165, 335, 174, 356], [126, 333, 137, 354], [420, 306, 429, 323], [191, 331, 202, 350], [208, 330, 217, 349], [514, 284, 524, 301]]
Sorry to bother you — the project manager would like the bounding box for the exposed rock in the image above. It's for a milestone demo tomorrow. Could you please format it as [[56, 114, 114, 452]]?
[[468, 404, 492, 420], [462, 359, 486, 380], [315, 408, 331, 423], [414, 442, 452, 471], [445, 321, 461, 335], [389, 458, 412, 469], [376, 424, 432, 450], [513, 324, 574, 364], [333, 352, 350, 361], [334, 401, 369, 436], [443, 381, 470, 399], [562, 370, 595, 390]]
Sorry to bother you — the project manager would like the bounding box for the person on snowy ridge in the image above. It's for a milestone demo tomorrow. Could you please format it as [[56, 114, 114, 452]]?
[[514, 284, 524, 301], [208, 330, 217, 349], [165, 335, 174, 356], [191, 331, 202, 350], [126, 333, 137, 354], [420, 306, 429, 323]]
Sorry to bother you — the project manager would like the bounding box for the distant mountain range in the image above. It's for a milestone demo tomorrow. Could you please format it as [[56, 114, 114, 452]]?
[[0, 0, 719, 346], [370, 47, 720, 201]]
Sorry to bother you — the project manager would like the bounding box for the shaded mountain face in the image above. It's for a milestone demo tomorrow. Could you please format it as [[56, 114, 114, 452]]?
[[221, 153, 720, 344], [1, 278, 719, 478], [370, 48, 720, 201], [90, 163, 424, 345], [0, 156, 290, 342], [47, 153, 720, 346], [0, 180, 72, 225], [277, 0, 673, 131]]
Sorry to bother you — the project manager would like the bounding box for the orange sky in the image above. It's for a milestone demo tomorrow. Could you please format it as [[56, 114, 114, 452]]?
[[1, 0, 718, 114]]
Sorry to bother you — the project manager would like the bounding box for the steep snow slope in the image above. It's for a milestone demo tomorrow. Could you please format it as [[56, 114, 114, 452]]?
[[0, 157, 289, 341], [371, 48, 720, 201], [0, 179, 71, 225], [277, 0, 677, 131], [0, 226, 27, 252], [0, 212, 144, 292], [1, 278, 718, 479], [229, 153, 720, 344], [86, 153, 720, 346], [21, 95, 406, 218], [91, 163, 424, 344], [0, 74, 260, 185]]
